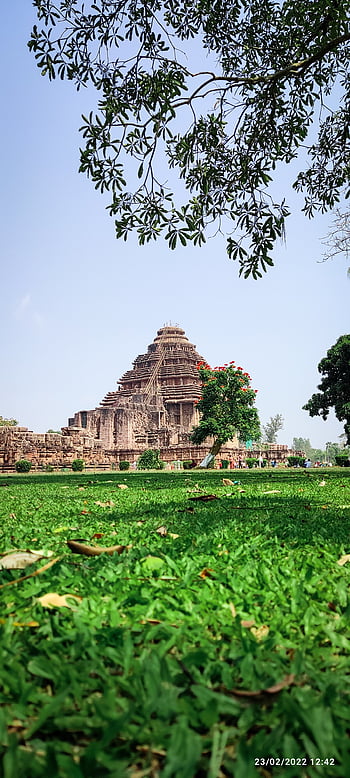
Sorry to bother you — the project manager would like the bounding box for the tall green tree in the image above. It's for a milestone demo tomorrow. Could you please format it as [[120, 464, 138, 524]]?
[[29, 1, 350, 278], [0, 416, 18, 427], [303, 335, 350, 444], [263, 414, 284, 443], [191, 361, 260, 458], [292, 437, 312, 456]]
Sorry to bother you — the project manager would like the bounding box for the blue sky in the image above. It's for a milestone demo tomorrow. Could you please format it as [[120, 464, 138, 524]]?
[[1, 2, 349, 449]]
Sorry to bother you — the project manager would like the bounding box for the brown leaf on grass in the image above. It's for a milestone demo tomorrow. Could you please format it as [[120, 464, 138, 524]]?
[[337, 553, 350, 566], [0, 557, 62, 590], [169, 533, 180, 539], [262, 490, 281, 494], [136, 520, 145, 526], [319, 480, 326, 487], [67, 540, 128, 556], [229, 602, 237, 618], [0, 618, 39, 628], [199, 568, 214, 578], [91, 533, 104, 539], [0, 551, 49, 570], [251, 624, 270, 641], [188, 494, 218, 502], [238, 489, 246, 493], [156, 526, 168, 536], [232, 673, 295, 697], [37, 592, 82, 609], [241, 619, 256, 628], [95, 500, 115, 508], [117, 484, 128, 490], [222, 478, 235, 486]]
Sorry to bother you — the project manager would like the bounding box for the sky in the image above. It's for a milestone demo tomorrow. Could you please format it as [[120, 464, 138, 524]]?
[[1, 2, 349, 450]]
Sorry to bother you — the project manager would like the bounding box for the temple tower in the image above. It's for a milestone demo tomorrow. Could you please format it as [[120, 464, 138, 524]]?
[[70, 324, 206, 452]]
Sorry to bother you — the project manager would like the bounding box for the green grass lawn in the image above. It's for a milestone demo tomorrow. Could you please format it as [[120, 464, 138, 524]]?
[[0, 468, 350, 777]]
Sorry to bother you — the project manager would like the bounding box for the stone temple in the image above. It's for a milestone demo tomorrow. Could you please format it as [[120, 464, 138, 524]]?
[[68, 323, 231, 463], [0, 324, 290, 470]]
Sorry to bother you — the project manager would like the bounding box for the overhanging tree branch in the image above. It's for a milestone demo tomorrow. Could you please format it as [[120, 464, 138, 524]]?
[[29, 0, 350, 277]]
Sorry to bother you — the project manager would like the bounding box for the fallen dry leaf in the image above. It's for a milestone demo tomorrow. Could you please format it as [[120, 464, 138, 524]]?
[[319, 480, 326, 487], [0, 618, 39, 628], [232, 673, 295, 697], [241, 619, 256, 628], [169, 533, 180, 539], [262, 490, 281, 494], [189, 494, 219, 502], [0, 551, 48, 570], [251, 624, 270, 641], [199, 568, 214, 578], [229, 602, 237, 618], [95, 500, 115, 508], [117, 484, 128, 490], [156, 526, 168, 536], [0, 557, 62, 590], [222, 478, 234, 486], [37, 592, 82, 609], [67, 540, 128, 556], [91, 533, 104, 539], [337, 553, 350, 566]]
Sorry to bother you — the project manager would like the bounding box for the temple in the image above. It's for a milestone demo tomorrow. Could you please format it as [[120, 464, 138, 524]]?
[[68, 324, 238, 462], [0, 324, 292, 471]]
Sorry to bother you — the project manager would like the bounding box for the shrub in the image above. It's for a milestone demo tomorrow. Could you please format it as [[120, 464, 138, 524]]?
[[71, 459, 84, 472], [119, 460, 130, 471], [335, 454, 350, 467], [183, 460, 195, 470], [221, 459, 229, 469], [15, 459, 32, 473], [137, 449, 163, 470], [246, 457, 258, 469], [45, 464, 54, 472], [287, 456, 305, 467]]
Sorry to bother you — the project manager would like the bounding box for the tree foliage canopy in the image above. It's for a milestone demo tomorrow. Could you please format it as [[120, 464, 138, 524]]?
[[263, 413, 284, 443], [191, 361, 260, 455], [0, 416, 18, 427], [29, 0, 350, 278], [303, 334, 350, 444]]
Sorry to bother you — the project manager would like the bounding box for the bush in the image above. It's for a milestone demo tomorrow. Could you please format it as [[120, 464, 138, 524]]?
[[221, 459, 229, 469], [119, 460, 130, 471], [182, 460, 195, 470], [15, 459, 32, 473], [137, 449, 163, 470], [71, 459, 84, 472], [335, 454, 350, 467], [287, 456, 305, 467], [246, 458, 258, 469], [45, 464, 54, 472]]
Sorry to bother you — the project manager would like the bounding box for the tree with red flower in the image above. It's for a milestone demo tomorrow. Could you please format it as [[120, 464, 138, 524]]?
[[191, 363, 260, 460]]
